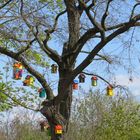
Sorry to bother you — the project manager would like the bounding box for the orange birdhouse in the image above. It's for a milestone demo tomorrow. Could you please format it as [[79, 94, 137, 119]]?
[[51, 64, 58, 73], [72, 80, 78, 90], [13, 62, 23, 80], [91, 76, 98, 86], [23, 75, 35, 86], [78, 73, 86, 83], [55, 125, 63, 135], [107, 85, 114, 96]]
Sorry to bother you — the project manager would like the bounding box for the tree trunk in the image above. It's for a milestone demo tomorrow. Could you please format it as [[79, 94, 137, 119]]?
[[40, 69, 73, 140]]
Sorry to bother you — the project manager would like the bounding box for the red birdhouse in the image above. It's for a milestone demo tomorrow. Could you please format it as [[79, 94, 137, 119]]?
[[55, 125, 63, 135], [91, 76, 98, 86], [78, 73, 86, 83], [72, 80, 79, 90]]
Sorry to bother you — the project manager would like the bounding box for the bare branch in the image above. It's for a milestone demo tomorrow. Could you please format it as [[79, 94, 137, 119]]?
[[0, 0, 13, 10], [72, 15, 140, 79], [82, 71, 112, 85], [45, 9, 67, 34], [20, 0, 62, 64], [81, 51, 113, 64], [78, 0, 105, 40], [130, 2, 140, 20], [16, 38, 36, 55], [107, 22, 140, 30], [101, 0, 113, 30]]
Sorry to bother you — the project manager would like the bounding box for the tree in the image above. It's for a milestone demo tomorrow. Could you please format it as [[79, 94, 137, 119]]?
[[0, 0, 140, 140]]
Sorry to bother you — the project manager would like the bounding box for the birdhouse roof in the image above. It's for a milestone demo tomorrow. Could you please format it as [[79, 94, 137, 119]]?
[[73, 80, 78, 84], [55, 125, 62, 130], [78, 73, 86, 78], [107, 85, 113, 89], [91, 76, 97, 80], [51, 64, 57, 67], [38, 88, 43, 92]]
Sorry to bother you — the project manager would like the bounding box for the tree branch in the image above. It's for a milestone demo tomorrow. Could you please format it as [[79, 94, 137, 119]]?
[[81, 51, 113, 64], [130, 2, 140, 20], [82, 71, 112, 85], [20, 0, 61, 64], [16, 38, 36, 55], [0, 47, 54, 100], [79, 0, 105, 40], [72, 15, 140, 79], [0, 0, 13, 10], [45, 9, 67, 34], [0, 89, 39, 111], [101, 0, 113, 30], [62, 28, 98, 60]]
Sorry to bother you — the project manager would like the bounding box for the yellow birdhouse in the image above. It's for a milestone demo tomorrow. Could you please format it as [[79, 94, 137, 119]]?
[[91, 76, 98, 86], [106, 85, 114, 96], [23, 75, 35, 86], [55, 125, 63, 135]]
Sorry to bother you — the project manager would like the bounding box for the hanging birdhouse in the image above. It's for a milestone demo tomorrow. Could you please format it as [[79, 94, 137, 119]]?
[[40, 121, 50, 131], [23, 75, 35, 86], [91, 76, 98, 86], [78, 73, 86, 83], [55, 125, 63, 135], [13, 62, 23, 80], [38, 88, 46, 98], [106, 85, 114, 96], [51, 64, 58, 73], [72, 80, 79, 90]]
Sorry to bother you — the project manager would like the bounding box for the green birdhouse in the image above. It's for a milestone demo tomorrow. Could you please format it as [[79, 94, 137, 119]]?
[[51, 64, 58, 73], [78, 73, 86, 83], [91, 76, 98, 86]]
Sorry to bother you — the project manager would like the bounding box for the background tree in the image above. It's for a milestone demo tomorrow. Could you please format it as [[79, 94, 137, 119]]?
[[0, 0, 140, 140], [0, 90, 140, 140]]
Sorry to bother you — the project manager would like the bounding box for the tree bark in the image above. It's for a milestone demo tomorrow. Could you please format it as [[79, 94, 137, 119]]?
[[40, 68, 73, 140], [41, 1, 80, 139]]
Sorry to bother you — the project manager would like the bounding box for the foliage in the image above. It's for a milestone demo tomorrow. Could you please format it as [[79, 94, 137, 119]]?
[[0, 90, 140, 140], [66, 90, 140, 140]]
